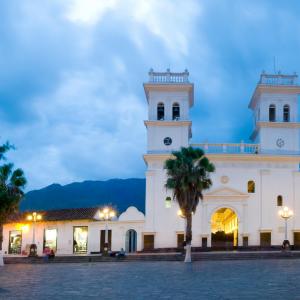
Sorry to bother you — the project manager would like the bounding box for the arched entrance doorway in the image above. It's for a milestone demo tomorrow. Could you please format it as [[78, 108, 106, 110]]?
[[211, 208, 238, 249], [125, 229, 137, 253]]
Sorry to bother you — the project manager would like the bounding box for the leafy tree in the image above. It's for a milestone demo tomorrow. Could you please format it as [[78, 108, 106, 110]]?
[[165, 147, 214, 262], [0, 142, 27, 252]]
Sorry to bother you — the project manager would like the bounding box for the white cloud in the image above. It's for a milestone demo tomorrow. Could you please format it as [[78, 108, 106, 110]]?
[[4, 69, 147, 190], [65, 0, 202, 57], [65, 0, 118, 25], [3, 0, 300, 191]]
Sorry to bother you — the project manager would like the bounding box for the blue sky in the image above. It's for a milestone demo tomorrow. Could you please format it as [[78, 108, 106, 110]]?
[[1, 0, 300, 190]]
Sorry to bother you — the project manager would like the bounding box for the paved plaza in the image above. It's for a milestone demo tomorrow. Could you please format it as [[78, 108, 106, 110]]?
[[1, 259, 300, 299]]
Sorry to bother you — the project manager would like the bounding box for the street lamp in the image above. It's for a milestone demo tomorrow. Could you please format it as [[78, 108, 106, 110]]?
[[27, 212, 42, 257], [99, 207, 116, 255], [177, 209, 185, 218], [278, 206, 293, 250]]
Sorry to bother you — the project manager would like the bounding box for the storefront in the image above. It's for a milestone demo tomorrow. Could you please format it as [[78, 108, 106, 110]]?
[[44, 228, 57, 251], [8, 230, 22, 254], [73, 226, 88, 254]]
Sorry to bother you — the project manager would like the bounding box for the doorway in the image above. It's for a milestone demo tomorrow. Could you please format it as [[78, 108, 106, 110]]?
[[125, 229, 137, 253], [100, 230, 112, 252], [211, 208, 238, 248]]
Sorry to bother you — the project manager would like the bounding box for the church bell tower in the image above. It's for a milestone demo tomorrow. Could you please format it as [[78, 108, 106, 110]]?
[[143, 69, 194, 238], [249, 72, 300, 154], [143, 69, 194, 154]]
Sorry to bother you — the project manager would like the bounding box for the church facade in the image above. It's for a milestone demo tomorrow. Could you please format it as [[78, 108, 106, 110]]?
[[2, 70, 300, 256], [143, 69, 300, 249]]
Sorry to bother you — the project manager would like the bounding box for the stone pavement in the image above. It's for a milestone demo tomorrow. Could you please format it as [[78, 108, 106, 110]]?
[[1, 259, 300, 299]]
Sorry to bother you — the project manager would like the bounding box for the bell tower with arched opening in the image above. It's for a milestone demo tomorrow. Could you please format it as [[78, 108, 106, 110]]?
[[249, 72, 300, 154], [142, 69, 194, 244], [143, 69, 194, 154]]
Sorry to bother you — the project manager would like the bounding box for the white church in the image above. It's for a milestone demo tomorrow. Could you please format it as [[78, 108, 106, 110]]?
[[3, 69, 300, 256]]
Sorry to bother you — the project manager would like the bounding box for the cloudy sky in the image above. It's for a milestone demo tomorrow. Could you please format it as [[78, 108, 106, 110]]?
[[1, 0, 300, 191]]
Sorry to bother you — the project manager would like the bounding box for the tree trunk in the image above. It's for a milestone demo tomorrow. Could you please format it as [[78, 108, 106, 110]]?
[[0, 223, 4, 266], [184, 212, 192, 263]]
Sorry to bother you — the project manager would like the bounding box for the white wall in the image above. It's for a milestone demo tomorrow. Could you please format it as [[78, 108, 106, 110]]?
[[148, 91, 190, 121], [255, 93, 298, 122], [145, 155, 300, 248], [3, 218, 145, 256], [146, 124, 190, 153]]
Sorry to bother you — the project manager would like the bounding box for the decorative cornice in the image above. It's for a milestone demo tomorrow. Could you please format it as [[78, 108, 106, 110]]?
[[255, 121, 300, 129], [143, 82, 194, 106], [259, 228, 272, 232], [206, 153, 300, 163], [144, 152, 300, 165], [249, 84, 300, 109], [143, 154, 172, 164], [204, 187, 249, 200], [144, 120, 192, 127]]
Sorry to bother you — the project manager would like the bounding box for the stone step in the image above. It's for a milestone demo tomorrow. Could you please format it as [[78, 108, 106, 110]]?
[[4, 251, 300, 264]]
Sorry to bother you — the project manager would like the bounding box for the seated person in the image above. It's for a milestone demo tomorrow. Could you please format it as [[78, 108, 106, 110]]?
[[117, 248, 125, 257], [48, 249, 55, 259]]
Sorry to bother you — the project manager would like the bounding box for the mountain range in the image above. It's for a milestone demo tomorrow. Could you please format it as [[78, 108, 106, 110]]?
[[22, 178, 146, 214]]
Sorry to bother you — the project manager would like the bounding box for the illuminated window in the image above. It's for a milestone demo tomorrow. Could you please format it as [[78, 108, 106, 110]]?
[[73, 226, 88, 254], [165, 196, 172, 208], [269, 104, 276, 122], [44, 228, 57, 252], [157, 103, 164, 120], [172, 103, 180, 120], [277, 195, 283, 207], [247, 180, 255, 193], [283, 105, 290, 122], [8, 230, 22, 254]]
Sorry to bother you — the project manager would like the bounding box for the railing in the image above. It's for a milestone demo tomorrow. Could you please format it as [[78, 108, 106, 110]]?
[[191, 143, 260, 154], [259, 72, 298, 86], [148, 68, 189, 83]]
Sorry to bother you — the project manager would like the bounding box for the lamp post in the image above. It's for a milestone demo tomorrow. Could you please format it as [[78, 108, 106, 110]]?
[[99, 207, 116, 255], [278, 206, 293, 250], [27, 212, 42, 257]]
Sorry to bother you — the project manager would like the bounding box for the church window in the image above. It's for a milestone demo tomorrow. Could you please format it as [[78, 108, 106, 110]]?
[[172, 103, 180, 120], [277, 195, 283, 206], [247, 180, 255, 193], [165, 196, 172, 208], [283, 105, 290, 122], [269, 104, 276, 122], [157, 103, 165, 120]]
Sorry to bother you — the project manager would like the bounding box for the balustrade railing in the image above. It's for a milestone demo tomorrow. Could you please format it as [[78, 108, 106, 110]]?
[[148, 68, 189, 83], [191, 143, 260, 154], [259, 72, 298, 86]]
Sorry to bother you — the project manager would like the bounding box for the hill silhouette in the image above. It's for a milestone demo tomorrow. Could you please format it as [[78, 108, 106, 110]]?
[[22, 178, 146, 214]]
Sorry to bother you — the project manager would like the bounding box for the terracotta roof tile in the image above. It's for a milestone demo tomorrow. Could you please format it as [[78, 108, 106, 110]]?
[[6, 207, 101, 223]]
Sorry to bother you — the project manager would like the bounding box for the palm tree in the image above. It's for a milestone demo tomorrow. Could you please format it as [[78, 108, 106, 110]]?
[[0, 142, 26, 265], [165, 146, 214, 263]]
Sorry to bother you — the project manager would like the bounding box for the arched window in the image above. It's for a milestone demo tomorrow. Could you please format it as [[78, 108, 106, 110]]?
[[269, 104, 276, 122], [283, 105, 290, 122], [172, 103, 180, 120], [165, 196, 172, 208], [157, 103, 164, 120], [277, 195, 283, 207], [248, 180, 255, 193]]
